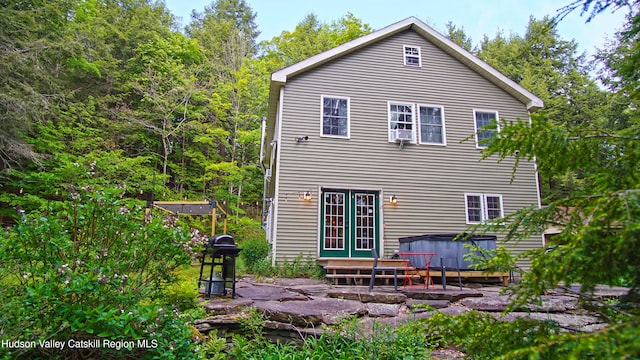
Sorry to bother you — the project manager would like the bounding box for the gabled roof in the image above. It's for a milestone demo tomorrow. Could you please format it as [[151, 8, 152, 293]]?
[[269, 16, 543, 112]]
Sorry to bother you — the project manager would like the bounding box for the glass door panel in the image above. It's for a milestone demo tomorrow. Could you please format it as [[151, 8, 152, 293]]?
[[320, 191, 348, 257]]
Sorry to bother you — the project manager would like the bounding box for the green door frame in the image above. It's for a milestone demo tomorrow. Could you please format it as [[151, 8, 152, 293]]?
[[319, 189, 380, 258]]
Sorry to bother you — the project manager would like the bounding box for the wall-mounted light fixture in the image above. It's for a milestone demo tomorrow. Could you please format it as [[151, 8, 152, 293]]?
[[303, 191, 312, 201], [389, 195, 398, 205], [296, 135, 309, 143]]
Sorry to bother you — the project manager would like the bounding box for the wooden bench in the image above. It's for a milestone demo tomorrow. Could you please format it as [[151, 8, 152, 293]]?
[[324, 259, 407, 286]]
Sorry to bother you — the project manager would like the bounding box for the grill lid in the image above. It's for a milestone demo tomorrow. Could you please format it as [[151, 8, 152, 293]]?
[[206, 234, 236, 248]]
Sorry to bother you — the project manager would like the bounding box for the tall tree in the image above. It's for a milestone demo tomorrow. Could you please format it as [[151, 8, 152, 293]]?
[[477, 16, 610, 200], [261, 12, 372, 67], [444, 21, 474, 52], [0, 0, 78, 170], [185, 0, 262, 212], [125, 33, 204, 189]]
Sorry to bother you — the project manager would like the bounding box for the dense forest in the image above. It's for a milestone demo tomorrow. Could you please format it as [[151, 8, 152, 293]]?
[[0, 0, 632, 225], [0, 0, 375, 225]]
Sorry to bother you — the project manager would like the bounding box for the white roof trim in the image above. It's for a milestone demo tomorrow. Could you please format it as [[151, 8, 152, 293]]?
[[271, 17, 543, 111]]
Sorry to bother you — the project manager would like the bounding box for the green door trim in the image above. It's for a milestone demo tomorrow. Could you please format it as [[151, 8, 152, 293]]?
[[319, 188, 380, 258], [351, 191, 380, 258], [319, 190, 349, 258]]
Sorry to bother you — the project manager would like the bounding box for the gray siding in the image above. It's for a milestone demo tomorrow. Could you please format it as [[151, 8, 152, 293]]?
[[271, 30, 541, 268]]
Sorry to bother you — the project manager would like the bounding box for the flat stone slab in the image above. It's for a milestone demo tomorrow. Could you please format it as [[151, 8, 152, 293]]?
[[553, 284, 630, 299], [407, 299, 451, 311], [203, 298, 254, 315], [254, 298, 367, 326], [495, 312, 602, 330], [235, 283, 309, 302], [363, 314, 411, 330], [327, 290, 407, 304], [272, 278, 331, 287], [366, 303, 402, 317], [286, 284, 332, 298], [460, 295, 578, 313], [402, 289, 483, 302], [193, 314, 242, 334]]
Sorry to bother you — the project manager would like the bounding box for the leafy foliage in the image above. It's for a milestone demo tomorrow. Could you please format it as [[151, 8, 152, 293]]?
[[421, 311, 562, 359], [419, 308, 640, 359], [473, 16, 610, 200], [239, 236, 271, 273], [232, 311, 430, 360], [0, 186, 197, 359]]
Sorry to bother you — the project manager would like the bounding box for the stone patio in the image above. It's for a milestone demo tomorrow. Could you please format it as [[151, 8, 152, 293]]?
[[194, 276, 628, 358]]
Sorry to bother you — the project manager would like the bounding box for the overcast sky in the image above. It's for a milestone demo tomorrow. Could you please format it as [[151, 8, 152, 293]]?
[[164, 0, 629, 58]]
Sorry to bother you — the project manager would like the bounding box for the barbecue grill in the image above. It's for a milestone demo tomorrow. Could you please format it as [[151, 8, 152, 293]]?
[[198, 234, 242, 299]]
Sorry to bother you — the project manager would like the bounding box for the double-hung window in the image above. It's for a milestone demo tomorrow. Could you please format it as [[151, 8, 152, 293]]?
[[388, 102, 415, 142], [465, 193, 503, 224], [473, 110, 499, 148], [404, 45, 421, 67], [418, 105, 446, 145], [321, 96, 349, 138]]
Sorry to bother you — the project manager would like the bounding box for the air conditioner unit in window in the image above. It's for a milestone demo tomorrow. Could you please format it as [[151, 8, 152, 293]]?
[[394, 129, 413, 141]]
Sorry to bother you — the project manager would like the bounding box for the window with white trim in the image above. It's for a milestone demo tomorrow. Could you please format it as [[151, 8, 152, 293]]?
[[388, 102, 415, 142], [418, 105, 446, 144], [321, 96, 349, 138], [465, 193, 503, 224], [403, 45, 421, 66], [473, 110, 499, 148]]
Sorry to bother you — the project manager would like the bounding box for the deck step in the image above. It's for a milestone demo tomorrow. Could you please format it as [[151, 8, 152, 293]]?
[[322, 259, 510, 286]]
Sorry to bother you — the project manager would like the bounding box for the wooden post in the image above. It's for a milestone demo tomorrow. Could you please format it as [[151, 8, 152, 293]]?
[[211, 208, 216, 236], [223, 216, 227, 234]]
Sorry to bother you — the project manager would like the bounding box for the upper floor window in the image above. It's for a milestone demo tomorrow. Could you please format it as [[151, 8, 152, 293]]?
[[321, 96, 349, 138], [465, 193, 503, 224], [418, 105, 446, 145], [473, 110, 499, 148], [388, 102, 415, 142], [403, 45, 421, 67]]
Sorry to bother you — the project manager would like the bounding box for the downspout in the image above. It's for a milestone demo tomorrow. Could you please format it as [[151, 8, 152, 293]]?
[[271, 86, 285, 266], [259, 116, 268, 231], [528, 109, 544, 246], [259, 116, 267, 172]]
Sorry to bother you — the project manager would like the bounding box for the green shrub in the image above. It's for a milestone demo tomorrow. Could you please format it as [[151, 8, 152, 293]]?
[[249, 257, 276, 277], [420, 310, 562, 359], [276, 254, 324, 279], [226, 216, 264, 241], [231, 313, 429, 359], [164, 278, 201, 312], [0, 186, 197, 359], [245, 253, 325, 280], [239, 237, 271, 273]]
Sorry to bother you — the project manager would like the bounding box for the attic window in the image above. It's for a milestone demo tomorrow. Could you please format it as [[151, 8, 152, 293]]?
[[404, 45, 421, 67]]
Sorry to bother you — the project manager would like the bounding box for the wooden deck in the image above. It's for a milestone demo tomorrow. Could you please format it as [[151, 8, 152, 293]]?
[[323, 259, 407, 286], [322, 259, 510, 286]]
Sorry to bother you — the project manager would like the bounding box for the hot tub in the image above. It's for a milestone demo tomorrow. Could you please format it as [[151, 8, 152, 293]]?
[[398, 233, 497, 270]]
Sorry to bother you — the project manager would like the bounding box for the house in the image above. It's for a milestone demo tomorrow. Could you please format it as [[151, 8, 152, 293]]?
[[260, 17, 544, 270]]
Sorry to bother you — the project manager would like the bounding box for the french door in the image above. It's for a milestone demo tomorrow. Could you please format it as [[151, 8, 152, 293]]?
[[319, 189, 380, 258]]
